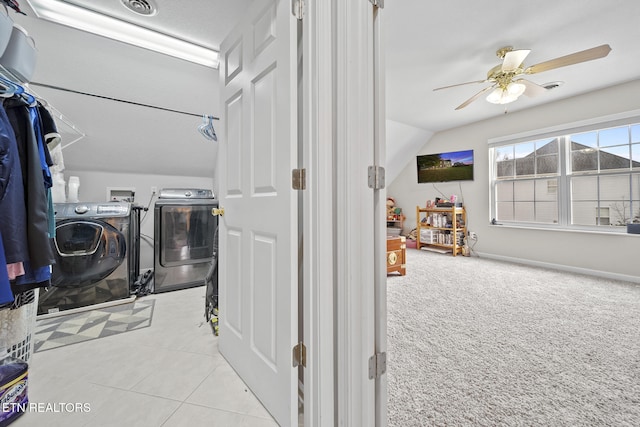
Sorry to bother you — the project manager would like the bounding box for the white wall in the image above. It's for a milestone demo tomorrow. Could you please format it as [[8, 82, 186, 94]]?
[[389, 79, 640, 282], [386, 120, 434, 183], [14, 13, 221, 179], [58, 170, 214, 271]]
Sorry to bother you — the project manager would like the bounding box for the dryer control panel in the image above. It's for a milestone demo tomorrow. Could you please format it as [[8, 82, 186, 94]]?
[[158, 188, 215, 199]]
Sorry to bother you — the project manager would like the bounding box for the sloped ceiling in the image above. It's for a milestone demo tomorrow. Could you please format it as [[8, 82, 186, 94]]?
[[9, 0, 640, 179]]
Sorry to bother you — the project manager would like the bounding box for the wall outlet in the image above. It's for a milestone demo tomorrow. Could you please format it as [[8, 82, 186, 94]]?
[[468, 231, 477, 241], [151, 186, 157, 195]]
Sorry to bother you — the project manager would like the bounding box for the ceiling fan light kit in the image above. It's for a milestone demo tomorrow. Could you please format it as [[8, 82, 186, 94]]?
[[486, 81, 526, 105], [435, 44, 612, 110]]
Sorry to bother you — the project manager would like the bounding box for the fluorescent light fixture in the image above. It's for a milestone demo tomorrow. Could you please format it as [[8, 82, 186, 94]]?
[[26, 0, 219, 68]]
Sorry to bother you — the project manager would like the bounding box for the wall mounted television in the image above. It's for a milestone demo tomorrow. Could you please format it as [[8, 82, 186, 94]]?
[[416, 149, 474, 183]]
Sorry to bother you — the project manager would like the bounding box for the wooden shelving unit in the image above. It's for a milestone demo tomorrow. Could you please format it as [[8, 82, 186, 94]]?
[[416, 205, 466, 256]]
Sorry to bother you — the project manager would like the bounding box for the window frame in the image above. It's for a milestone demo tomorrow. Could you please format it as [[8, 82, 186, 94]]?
[[488, 110, 640, 233]]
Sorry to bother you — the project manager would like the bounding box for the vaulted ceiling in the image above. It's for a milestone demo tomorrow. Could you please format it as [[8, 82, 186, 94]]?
[[10, 0, 640, 178]]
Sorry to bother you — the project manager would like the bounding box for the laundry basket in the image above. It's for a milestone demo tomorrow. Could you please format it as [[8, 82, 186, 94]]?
[[0, 290, 38, 363]]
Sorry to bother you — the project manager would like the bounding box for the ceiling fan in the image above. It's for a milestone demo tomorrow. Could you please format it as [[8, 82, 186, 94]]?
[[434, 44, 612, 110]]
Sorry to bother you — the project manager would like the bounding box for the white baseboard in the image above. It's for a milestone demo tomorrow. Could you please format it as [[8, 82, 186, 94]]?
[[476, 252, 640, 284]]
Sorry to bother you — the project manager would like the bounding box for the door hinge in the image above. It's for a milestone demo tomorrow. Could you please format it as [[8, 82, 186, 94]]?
[[292, 168, 306, 190], [368, 352, 387, 379], [369, 0, 385, 8], [292, 0, 304, 20], [368, 165, 385, 190], [292, 342, 306, 368]]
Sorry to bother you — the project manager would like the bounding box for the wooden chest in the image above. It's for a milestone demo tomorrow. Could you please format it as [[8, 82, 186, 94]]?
[[386, 236, 406, 276]]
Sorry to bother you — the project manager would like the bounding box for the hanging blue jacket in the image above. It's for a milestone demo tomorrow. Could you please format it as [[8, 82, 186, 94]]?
[[0, 103, 28, 265], [0, 231, 14, 307]]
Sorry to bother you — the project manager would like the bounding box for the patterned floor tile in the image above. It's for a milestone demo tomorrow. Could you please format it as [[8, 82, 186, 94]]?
[[33, 299, 155, 352]]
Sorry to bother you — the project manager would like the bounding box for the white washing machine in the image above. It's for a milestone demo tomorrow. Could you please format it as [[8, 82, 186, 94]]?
[[37, 202, 139, 316]]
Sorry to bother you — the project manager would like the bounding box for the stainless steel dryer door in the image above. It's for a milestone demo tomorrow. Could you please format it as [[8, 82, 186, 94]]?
[[158, 205, 217, 266], [153, 200, 218, 293], [52, 220, 127, 288]]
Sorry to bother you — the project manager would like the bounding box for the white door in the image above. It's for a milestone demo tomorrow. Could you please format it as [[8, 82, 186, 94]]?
[[217, 0, 298, 426]]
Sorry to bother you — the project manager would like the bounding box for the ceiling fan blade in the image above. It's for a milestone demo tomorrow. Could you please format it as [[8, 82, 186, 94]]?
[[455, 86, 494, 110], [524, 44, 612, 74], [502, 49, 530, 72], [434, 80, 487, 91], [518, 79, 547, 97]]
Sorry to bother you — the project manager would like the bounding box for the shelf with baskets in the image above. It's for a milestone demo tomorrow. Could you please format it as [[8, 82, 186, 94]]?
[[416, 205, 466, 256], [386, 215, 404, 236], [386, 198, 405, 236]]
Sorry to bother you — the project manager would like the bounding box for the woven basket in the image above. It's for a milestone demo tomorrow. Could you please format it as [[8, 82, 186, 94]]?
[[0, 291, 38, 363]]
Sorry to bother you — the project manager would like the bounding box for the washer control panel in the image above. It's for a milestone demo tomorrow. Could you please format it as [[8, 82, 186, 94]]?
[[54, 202, 131, 218]]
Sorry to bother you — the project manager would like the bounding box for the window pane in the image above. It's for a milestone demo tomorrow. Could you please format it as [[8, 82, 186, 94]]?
[[571, 176, 598, 201], [600, 146, 630, 170], [599, 175, 630, 200], [496, 181, 514, 202], [604, 200, 631, 226], [516, 157, 535, 176], [496, 145, 514, 178], [535, 138, 558, 154], [514, 180, 534, 201], [572, 201, 599, 226], [537, 154, 558, 174], [633, 174, 640, 200], [497, 160, 514, 178], [571, 149, 598, 172], [496, 146, 514, 160], [632, 205, 640, 223], [515, 142, 535, 158], [572, 131, 597, 148], [496, 202, 514, 221], [632, 144, 640, 169], [632, 124, 640, 143], [599, 126, 628, 147], [536, 179, 558, 202], [536, 201, 558, 224], [514, 202, 535, 222]]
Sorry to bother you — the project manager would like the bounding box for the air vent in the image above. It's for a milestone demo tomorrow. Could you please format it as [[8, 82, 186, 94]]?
[[542, 81, 564, 91], [121, 0, 156, 16]]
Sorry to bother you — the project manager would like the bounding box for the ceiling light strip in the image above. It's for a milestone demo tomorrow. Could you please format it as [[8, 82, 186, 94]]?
[[26, 0, 219, 68]]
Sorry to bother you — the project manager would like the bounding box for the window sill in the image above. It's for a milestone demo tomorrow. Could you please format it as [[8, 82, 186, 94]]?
[[488, 222, 639, 237]]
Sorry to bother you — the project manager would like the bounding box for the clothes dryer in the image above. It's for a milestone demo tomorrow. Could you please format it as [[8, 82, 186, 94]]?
[[37, 202, 139, 316], [153, 188, 218, 293]]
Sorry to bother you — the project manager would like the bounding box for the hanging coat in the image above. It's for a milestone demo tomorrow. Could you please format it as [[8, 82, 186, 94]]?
[[0, 103, 28, 265], [3, 97, 55, 270]]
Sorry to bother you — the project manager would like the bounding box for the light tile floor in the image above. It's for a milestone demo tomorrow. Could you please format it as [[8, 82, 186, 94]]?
[[13, 287, 278, 427]]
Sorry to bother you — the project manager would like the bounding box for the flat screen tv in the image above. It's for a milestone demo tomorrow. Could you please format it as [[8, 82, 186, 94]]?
[[416, 149, 474, 183]]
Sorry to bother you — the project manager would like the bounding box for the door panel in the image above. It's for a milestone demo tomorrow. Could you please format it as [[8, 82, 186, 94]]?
[[225, 92, 244, 196], [226, 228, 243, 336], [252, 65, 278, 194], [251, 232, 277, 367], [218, 0, 297, 425]]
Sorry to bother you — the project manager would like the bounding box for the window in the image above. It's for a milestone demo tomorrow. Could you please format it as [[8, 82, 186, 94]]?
[[490, 121, 640, 231]]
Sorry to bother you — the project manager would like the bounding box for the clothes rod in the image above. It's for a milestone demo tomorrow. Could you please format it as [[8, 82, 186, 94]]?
[[29, 82, 219, 120]]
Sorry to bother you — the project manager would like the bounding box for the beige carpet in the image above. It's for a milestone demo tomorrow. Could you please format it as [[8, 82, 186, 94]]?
[[387, 249, 640, 426]]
